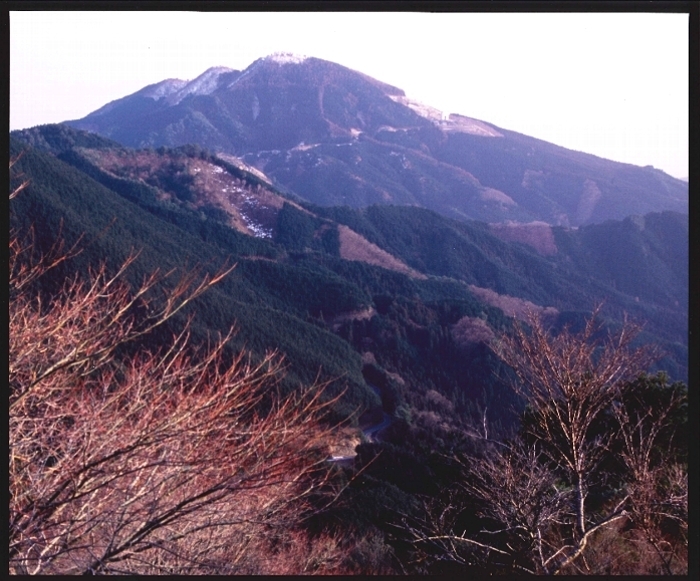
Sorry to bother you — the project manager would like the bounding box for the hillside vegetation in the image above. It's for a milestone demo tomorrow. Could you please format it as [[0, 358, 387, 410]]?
[[9, 123, 688, 574]]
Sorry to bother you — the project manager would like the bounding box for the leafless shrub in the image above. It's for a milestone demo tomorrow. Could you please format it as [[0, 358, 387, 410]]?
[[403, 306, 686, 574], [611, 382, 688, 574], [9, 172, 340, 574], [403, 441, 569, 574], [491, 307, 657, 571]]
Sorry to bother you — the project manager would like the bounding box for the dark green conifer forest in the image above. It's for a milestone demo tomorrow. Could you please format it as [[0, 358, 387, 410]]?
[[9, 126, 688, 574]]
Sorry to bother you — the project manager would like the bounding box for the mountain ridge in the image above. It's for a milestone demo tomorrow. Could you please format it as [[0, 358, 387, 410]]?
[[11, 124, 687, 382], [64, 54, 687, 227]]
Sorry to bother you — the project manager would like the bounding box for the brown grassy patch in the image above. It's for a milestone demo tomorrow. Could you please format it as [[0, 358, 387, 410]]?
[[488, 220, 557, 256], [337, 225, 426, 279], [468, 285, 559, 322]]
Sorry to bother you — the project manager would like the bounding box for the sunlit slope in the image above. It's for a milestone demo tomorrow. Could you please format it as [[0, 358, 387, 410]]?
[[67, 55, 687, 226], [10, 135, 379, 419]]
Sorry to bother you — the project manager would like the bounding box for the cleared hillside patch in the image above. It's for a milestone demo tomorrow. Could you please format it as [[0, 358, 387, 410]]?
[[338, 225, 426, 279]]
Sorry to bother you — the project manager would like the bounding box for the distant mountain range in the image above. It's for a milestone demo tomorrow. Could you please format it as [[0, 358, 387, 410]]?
[[9, 114, 688, 571], [12, 53, 688, 397], [11, 123, 688, 400], [66, 53, 688, 228]]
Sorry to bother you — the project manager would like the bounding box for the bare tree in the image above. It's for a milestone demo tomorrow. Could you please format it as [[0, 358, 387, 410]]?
[[492, 307, 657, 571], [611, 377, 688, 574], [403, 307, 686, 574], [9, 174, 344, 574], [402, 441, 569, 574]]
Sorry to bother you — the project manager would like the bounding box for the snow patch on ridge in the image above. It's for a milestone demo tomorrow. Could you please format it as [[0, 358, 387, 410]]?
[[389, 95, 447, 122], [215, 153, 273, 185], [265, 52, 309, 65], [138, 79, 189, 101], [443, 114, 503, 137], [226, 52, 310, 89], [167, 67, 235, 105], [389, 95, 503, 137]]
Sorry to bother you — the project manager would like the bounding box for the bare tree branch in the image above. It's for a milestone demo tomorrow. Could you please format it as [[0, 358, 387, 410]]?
[[9, 181, 346, 573], [402, 306, 686, 574]]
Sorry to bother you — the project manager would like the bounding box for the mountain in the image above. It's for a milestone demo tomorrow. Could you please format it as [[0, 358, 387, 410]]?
[[10, 123, 688, 573], [66, 54, 688, 228], [11, 124, 688, 391]]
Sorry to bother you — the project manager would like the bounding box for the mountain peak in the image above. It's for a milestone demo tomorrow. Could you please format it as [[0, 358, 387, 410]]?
[[263, 52, 310, 65], [167, 66, 237, 105], [66, 56, 687, 228]]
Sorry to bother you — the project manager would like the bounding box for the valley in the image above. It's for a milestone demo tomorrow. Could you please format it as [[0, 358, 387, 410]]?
[[9, 53, 688, 575]]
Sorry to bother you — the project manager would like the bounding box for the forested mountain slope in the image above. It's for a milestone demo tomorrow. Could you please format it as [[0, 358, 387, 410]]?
[[10, 123, 688, 574], [66, 55, 687, 227], [11, 125, 688, 389]]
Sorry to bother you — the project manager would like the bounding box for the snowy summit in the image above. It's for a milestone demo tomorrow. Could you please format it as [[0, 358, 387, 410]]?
[[264, 52, 309, 65]]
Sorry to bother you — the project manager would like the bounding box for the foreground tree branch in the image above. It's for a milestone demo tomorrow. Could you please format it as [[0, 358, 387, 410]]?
[[492, 308, 656, 548], [405, 307, 687, 574], [9, 175, 345, 573]]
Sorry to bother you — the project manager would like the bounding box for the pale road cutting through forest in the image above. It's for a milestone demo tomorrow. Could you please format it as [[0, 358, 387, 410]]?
[[328, 384, 392, 463]]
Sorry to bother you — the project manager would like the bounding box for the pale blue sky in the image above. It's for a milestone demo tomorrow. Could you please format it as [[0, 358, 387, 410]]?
[[10, 11, 689, 179]]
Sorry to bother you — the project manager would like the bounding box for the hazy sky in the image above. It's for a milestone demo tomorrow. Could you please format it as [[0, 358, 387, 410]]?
[[10, 11, 689, 178]]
